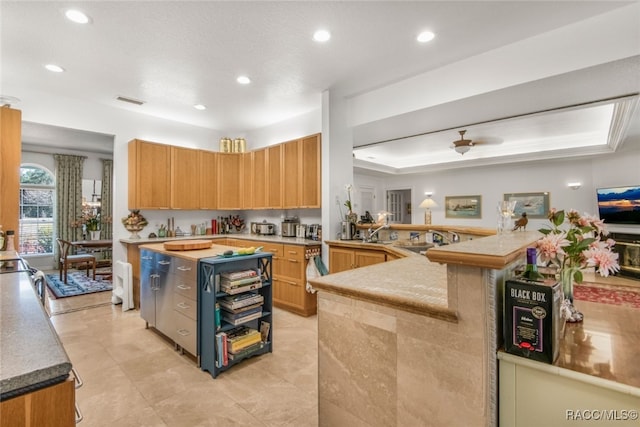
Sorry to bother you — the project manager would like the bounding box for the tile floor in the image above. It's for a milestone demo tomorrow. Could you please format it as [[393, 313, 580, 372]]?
[[47, 274, 319, 427]]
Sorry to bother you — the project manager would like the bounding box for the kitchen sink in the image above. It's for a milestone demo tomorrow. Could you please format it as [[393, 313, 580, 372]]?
[[392, 242, 435, 253]]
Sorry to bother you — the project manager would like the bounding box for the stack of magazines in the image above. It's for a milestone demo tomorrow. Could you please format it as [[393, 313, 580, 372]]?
[[220, 269, 262, 295]]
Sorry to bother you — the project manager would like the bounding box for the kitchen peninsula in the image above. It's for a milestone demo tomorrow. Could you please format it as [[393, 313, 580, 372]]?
[[0, 265, 76, 426], [311, 233, 640, 427]]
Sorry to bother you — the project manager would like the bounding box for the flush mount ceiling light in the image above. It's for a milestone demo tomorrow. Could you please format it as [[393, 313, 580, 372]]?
[[0, 95, 21, 106], [417, 31, 435, 43], [313, 29, 331, 42], [65, 9, 90, 24], [236, 75, 251, 85], [193, 104, 207, 110], [45, 64, 65, 73]]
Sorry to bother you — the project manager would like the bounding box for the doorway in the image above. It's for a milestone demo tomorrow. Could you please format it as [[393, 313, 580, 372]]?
[[386, 189, 412, 224]]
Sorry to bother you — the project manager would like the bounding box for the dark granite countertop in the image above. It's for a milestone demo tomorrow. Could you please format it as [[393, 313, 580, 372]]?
[[0, 271, 72, 399]]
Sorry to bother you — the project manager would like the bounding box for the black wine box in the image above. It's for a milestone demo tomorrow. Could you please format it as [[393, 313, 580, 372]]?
[[504, 278, 562, 364]]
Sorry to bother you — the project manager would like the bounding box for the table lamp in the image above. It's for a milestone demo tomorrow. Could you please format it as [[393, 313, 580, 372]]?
[[419, 197, 438, 225]]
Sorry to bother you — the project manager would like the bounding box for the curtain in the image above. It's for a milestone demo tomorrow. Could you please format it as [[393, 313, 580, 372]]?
[[54, 154, 85, 265], [101, 159, 113, 239]]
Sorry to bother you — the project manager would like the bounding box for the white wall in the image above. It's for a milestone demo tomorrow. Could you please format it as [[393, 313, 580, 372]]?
[[356, 141, 640, 235]]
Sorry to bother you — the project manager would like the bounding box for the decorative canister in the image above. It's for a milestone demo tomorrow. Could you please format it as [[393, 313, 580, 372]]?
[[219, 137, 232, 152], [233, 138, 246, 153]]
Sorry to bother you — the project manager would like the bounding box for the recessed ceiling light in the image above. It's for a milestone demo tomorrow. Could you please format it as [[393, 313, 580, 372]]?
[[65, 9, 90, 24], [417, 31, 435, 43], [313, 29, 331, 42], [194, 104, 207, 110], [45, 64, 65, 73], [237, 76, 251, 85]]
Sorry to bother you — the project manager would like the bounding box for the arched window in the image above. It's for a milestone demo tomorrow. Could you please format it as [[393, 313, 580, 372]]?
[[19, 164, 55, 255]]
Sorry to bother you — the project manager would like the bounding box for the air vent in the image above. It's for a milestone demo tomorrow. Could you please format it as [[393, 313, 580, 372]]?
[[116, 96, 145, 106]]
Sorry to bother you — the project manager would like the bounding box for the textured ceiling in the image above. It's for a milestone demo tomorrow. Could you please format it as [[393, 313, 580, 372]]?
[[2, 1, 639, 169]]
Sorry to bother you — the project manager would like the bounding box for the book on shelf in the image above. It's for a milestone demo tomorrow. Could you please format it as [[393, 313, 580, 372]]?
[[219, 292, 264, 311], [221, 301, 263, 315], [222, 310, 263, 326], [226, 327, 262, 352], [228, 341, 264, 360], [221, 281, 263, 295], [215, 332, 228, 367], [221, 275, 262, 288], [260, 320, 271, 342], [221, 269, 259, 280]]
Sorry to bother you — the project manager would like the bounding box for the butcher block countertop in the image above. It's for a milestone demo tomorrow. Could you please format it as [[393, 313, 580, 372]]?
[[139, 241, 241, 261], [0, 271, 72, 399]]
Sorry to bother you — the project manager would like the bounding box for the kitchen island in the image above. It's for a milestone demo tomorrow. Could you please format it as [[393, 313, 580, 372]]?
[[312, 232, 640, 427], [0, 269, 76, 426], [121, 234, 321, 315]]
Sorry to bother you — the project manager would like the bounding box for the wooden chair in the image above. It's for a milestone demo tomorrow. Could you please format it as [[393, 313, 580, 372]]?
[[57, 238, 96, 284]]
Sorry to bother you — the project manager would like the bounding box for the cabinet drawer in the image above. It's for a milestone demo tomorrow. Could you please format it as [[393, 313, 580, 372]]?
[[257, 242, 283, 258], [171, 258, 196, 279], [280, 244, 305, 280], [174, 311, 197, 356], [170, 273, 197, 299], [173, 293, 197, 320], [283, 244, 305, 260]]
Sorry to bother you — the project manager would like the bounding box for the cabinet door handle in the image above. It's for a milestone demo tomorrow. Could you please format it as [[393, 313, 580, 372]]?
[[287, 251, 298, 255], [288, 259, 299, 263], [75, 402, 83, 424], [71, 367, 83, 389], [177, 284, 191, 290], [177, 302, 190, 309], [283, 279, 299, 286], [177, 266, 192, 271], [141, 256, 153, 260], [159, 260, 171, 265], [150, 274, 160, 290], [177, 328, 190, 336]]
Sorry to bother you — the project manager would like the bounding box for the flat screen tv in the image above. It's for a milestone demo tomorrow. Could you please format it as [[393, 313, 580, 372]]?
[[596, 185, 640, 225]]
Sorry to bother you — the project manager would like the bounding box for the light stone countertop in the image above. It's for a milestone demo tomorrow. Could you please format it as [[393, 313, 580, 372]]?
[[312, 232, 542, 321], [120, 233, 321, 246], [310, 241, 454, 321], [0, 271, 72, 399]]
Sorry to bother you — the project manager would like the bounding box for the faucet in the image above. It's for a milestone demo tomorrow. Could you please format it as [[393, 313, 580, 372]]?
[[364, 223, 390, 242]]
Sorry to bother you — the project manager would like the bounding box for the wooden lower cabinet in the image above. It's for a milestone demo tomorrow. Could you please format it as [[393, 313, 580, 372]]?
[[248, 241, 318, 317], [329, 247, 387, 273], [0, 378, 75, 427]]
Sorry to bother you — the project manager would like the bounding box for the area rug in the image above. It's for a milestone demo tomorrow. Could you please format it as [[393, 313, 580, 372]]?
[[46, 271, 113, 299], [574, 283, 640, 309]]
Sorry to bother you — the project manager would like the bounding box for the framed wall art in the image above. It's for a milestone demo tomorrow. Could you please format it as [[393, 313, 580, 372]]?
[[503, 192, 550, 219], [445, 195, 482, 219]]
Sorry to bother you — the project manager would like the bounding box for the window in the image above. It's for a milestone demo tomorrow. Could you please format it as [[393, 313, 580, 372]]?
[[19, 165, 55, 255]]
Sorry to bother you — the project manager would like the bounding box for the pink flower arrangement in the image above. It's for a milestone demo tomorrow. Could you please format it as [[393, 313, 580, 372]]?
[[537, 208, 620, 283]]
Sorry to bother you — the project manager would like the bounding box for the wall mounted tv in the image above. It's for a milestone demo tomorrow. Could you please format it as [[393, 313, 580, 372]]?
[[596, 185, 640, 225]]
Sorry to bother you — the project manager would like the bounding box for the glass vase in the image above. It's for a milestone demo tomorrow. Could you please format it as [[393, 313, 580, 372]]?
[[560, 268, 583, 323]]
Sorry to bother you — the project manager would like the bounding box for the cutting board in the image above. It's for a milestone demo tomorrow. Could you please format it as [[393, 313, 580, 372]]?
[[163, 240, 212, 251]]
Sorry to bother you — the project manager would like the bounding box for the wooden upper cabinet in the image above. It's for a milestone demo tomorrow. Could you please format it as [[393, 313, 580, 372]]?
[[216, 153, 243, 209], [267, 144, 282, 208], [252, 148, 268, 209], [282, 139, 300, 209], [300, 133, 321, 208], [0, 107, 22, 246], [198, 150, 217, 209], [241, 152, 253, 209], [128, 139, 171, 209], [171, 146, 200, 209]]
